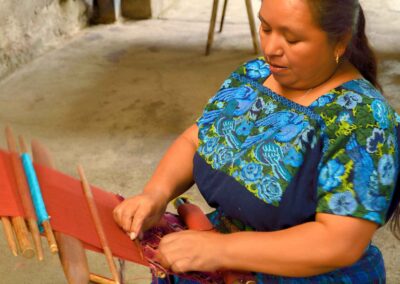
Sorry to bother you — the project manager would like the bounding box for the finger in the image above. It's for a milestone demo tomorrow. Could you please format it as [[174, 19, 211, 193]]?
[[112, 205, 123, 225], [121, 208, 137, 232], [130, 210, 147, 239]]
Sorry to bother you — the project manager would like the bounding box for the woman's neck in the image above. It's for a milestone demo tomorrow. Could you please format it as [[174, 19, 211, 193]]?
[[264, 61, 361, 106]]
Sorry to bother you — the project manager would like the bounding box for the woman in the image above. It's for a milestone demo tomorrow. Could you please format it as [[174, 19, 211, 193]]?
[[114, 0, 400, 282]]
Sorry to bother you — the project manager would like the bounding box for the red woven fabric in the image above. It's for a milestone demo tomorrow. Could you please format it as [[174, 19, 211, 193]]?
[[0, 150, 25, 217], [0, 149, 146, 265]]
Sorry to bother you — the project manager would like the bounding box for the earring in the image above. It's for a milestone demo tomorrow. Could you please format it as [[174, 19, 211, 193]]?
[[336, 54, 340, 64]]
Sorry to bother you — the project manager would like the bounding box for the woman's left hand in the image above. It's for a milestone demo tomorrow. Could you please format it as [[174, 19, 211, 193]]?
[[156, 230, 226, 273]]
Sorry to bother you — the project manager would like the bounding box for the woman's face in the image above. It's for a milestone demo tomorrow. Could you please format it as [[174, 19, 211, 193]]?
[[259, 0, 339, 90]]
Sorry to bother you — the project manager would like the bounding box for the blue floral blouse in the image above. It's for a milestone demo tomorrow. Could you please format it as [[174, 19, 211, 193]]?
[[194, 57, 400, 232]]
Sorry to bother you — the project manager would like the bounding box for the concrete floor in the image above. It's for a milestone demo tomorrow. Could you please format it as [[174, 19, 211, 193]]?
[[0, 0, 399, 283]]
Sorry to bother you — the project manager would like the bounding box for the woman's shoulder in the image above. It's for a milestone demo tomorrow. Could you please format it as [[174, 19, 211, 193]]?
[[312, 78, 399, 132]]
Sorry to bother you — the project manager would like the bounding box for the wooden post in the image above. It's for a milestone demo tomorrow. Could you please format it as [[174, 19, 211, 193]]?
[[244, 0, 259, 54], [206, 0, 220, 55]]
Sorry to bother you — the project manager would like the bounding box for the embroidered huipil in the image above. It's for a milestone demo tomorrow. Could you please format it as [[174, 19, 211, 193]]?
[[192, 57, 400, 283]]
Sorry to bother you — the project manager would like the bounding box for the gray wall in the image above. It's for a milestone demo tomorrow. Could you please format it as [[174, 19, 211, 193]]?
[[0, 0, 89, 79]]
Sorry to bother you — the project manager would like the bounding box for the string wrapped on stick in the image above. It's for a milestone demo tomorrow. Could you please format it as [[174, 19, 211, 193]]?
[[19, 136, 58, 254]]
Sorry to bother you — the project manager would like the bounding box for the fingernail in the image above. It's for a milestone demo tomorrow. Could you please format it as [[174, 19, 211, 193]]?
[[129, 232, 137, 240]]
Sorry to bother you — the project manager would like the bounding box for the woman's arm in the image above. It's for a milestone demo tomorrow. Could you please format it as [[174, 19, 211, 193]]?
[[113, 124, 199, 236], [220, 213, 378, 276], [142, 123, 199, 203], [157, 213, 378, 277]]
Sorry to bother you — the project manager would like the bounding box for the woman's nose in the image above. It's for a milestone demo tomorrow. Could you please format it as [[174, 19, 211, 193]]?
[[262, 33, 284, 57]]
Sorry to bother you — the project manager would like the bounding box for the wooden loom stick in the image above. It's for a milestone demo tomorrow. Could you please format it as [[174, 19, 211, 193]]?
[[4, 126, 35, 259], [1, 216, 18, 256], [89, 273, 117, 284], [78, 165, 120, 284], [19, 136, 58, 255], [6, 127, 44, 261], [31, 139, 90, 284]]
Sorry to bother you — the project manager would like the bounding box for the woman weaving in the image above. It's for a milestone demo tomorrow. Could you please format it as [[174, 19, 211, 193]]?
[[114, 0, 400, 283]]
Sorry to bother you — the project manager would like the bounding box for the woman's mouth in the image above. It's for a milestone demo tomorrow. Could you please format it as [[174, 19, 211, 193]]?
[[269, 64, 288, 74]]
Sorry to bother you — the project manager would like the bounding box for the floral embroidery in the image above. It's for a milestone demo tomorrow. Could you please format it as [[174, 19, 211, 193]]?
[[197, 57, 398, 225], [311, 93, 335, 108], [257, 176, 283, 204], [371, 100, 389, 129], [264, 102, 278, 115], [336, 91, 363, 109], [240, 162, 263, 183], [337, 112, 353, 123], [244, 58, 270, 80], [284, 147, 303, 168], [366, 128, 385, 153], [395, 112, 400, 123], [212, 145, 234, 169], [328, 191, 357, 215], [221, 79, 232, 89], [236, 120, 254, 136], [378, 154, 395, 186], [319, 160, 345, 191]]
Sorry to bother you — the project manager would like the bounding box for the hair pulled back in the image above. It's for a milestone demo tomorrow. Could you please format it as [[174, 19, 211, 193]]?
[[307, 0, 400, 239], [307, 0, 382, 92]]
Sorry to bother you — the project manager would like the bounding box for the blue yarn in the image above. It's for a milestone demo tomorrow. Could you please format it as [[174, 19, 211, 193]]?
[[21, 153, 49, 232]]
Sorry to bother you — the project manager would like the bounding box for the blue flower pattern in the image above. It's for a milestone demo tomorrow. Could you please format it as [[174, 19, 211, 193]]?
[[319, 160, 345, 191], [336, 91, 363, 109], [197, 57, 399, 224], [328, 191, 357, 215], [371, 100, 389, 129], [244, 59, 270, 80]]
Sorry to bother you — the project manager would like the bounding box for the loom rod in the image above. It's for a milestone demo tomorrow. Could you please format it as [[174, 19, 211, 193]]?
[[19, 136, 58, 255], [1, 216, 18, 256], [5, 126, 35, 259], [31, 139, 90, 284], [78, 165, 121, 284]]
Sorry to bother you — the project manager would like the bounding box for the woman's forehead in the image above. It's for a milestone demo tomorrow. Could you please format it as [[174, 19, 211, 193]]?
[[259, 0, 319, 30]]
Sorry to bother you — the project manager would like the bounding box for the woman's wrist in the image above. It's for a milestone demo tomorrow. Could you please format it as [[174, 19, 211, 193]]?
[[142, 184, 172, 207]]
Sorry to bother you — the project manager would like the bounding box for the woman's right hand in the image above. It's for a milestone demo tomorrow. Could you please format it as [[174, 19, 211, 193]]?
[[113, 191, 168, 239]]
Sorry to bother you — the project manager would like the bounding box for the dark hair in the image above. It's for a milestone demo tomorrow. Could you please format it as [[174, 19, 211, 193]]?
[[307, 0, 400, 240], [307, 0, 382, 92]]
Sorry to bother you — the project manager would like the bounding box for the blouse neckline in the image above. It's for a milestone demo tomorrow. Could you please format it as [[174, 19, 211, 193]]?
[[258, 69, 365, 109]]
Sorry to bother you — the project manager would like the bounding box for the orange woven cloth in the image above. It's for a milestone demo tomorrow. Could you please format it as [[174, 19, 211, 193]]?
[[0, 149, 147, 266]]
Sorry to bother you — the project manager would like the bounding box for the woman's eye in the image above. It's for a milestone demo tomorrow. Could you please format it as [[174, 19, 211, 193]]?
[[261, 27, 271, 33], [287, 39, 299, 44]]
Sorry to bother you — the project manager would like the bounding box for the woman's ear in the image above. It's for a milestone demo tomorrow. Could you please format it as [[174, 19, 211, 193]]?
[[335, 29, 353, 58]]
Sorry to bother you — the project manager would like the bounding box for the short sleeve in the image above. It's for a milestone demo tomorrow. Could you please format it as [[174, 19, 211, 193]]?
[[316, 95, 399, 225]]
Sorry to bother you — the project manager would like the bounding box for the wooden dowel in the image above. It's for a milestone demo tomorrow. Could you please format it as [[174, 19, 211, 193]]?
[[5, 126, 35, 259], [31, 139, 90, 284], [89, 273, 116, 284], [19, 136, 58, 255], [10, 216, 34, 258], [6, 127, 43, 260], [42, 221, 58, 254], [78, 165, 120, 284], [1, 216, 18, 256]]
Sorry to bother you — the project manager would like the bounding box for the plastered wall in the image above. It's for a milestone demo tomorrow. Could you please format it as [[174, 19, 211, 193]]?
[[0, 0, 89, 79]]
